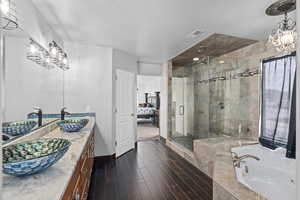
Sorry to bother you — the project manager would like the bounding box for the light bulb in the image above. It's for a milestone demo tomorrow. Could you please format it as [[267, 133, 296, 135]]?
[[63, 57, 68, 65], [193, 57, 199, 61], [51, 47, 57, 56], [0, 0, 10, 15], [46, 57, 50, 63], [30, 44, 37, 54], [58, 52, 63, 61], [280, 31, 295, 44]]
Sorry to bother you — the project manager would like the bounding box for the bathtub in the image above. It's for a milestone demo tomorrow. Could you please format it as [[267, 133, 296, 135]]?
[[231, 144, 296, 200]]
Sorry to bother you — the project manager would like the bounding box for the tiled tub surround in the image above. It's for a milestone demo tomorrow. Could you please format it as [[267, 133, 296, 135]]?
[[2, 117, 95, 200], [167, 138, 267, 200], [232, 145, 296, 200], [168, 41, 291, 199]]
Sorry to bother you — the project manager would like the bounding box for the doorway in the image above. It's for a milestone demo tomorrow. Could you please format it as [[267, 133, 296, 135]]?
[[136, 75, 161, 141]]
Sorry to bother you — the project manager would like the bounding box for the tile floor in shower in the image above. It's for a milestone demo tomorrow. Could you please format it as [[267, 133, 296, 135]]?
[[171, 133, 241, 152], [171, 135, 194, 151]]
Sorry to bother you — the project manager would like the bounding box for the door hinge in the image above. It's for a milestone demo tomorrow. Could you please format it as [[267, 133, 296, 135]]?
[[115, 75, 118, 80], [115, 141, 117, 146]]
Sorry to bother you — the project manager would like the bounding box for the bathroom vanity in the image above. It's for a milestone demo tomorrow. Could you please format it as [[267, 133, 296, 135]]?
[[62, 126, 94, 200], [2, 117, 95, 200]]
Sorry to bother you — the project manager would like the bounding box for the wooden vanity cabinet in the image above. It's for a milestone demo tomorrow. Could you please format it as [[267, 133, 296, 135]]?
[[62, 129, 95, 200]]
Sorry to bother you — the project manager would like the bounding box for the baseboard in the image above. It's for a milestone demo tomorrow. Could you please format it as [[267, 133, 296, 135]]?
[[159, 136, 166, 144], [93, 154, 116, 168]]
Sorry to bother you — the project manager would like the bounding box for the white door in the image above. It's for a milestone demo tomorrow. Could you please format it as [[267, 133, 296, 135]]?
[[116, 69, 135, 157]]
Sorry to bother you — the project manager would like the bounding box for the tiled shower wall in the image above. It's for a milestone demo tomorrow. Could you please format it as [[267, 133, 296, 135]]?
[[170, 40, 282, 141]]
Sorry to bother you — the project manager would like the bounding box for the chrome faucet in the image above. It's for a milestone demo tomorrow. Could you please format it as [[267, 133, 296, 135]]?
[[61, 107, 70, 120], [27, 107, 43, 127], [232, 153, 260, 168]]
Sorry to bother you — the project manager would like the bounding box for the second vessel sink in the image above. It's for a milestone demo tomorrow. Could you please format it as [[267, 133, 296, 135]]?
[[2, 120, 37, 136], [57, 119, 89, 132]]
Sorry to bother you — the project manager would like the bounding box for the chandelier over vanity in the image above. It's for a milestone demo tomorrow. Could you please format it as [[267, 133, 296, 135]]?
[[266, 0, 296, 52], [27, 39, 70, 70]]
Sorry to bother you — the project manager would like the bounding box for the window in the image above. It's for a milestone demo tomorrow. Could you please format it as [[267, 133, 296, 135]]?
[[260, 52, 296, 158]]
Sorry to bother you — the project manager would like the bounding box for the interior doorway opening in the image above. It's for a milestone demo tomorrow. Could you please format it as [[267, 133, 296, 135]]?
[[137, 75, 161, 141]]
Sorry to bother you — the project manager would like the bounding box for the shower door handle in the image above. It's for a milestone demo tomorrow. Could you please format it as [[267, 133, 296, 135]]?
[[179, 105, 184, 115]]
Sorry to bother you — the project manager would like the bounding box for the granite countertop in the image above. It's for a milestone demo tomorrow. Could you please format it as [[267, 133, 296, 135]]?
[[2, 117, 96, 200]]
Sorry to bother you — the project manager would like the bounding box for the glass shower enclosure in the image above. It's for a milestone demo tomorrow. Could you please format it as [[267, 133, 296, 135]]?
[[170, 57, 260, 151]]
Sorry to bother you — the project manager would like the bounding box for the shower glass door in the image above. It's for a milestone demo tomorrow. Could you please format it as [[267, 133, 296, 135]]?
[[171, 73, 195, 150]]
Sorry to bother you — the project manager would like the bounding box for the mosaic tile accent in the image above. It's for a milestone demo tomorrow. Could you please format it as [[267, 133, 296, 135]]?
[[27, 112, 96, 119], [197, 68, 260, 84]]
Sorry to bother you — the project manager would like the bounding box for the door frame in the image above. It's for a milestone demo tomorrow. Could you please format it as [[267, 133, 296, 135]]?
[[114, 69, 137, 157]]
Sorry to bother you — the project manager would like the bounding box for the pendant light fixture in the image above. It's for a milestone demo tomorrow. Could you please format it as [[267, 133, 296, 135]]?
[[27, 39, 70, 70], [0, 0, 18, 30], [266, 0, 296, 52], [27, 38, 54, 69], [49, 41, 70, 70]]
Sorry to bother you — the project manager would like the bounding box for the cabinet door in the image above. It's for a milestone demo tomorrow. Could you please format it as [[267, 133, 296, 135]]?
[[62, 131, 95, 200], [71, 174, 82, 200], [81, 177, 90, 200]]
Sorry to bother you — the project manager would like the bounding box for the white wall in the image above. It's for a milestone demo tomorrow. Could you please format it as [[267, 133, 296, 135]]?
[[138, 62, 162, 76], [113, 49, 138, 74], [65, 42, 114, 156], [3, 0, 64, 122], [137, 75, 161, 104], [17, 0, 63, 48], [112, 49, 138, 144], [4, 36, 63, 122], [64, 47, 138, 156], [159, 62, 169, 139]]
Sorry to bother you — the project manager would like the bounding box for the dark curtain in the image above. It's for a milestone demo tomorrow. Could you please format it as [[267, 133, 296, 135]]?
[[260, 52, 296, 159], [286, 75, 296, 158]]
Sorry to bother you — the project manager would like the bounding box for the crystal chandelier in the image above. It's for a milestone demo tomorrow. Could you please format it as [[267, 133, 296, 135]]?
[[0, 0, 18, 30], [266, 0, 296, 53], [269, 13, 296, 52]]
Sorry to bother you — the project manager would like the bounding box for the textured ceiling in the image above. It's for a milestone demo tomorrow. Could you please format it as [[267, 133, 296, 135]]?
[[172, 34, 257, 66]]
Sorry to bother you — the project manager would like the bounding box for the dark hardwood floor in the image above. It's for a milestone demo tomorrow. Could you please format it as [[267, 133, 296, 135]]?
[[88, 141, 213, 200]]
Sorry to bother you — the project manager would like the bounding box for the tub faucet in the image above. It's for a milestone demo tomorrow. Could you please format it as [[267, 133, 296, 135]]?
[[27, 107, 43, 127], [61, 107, 70, 120], [232, 153, 260, 168]]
